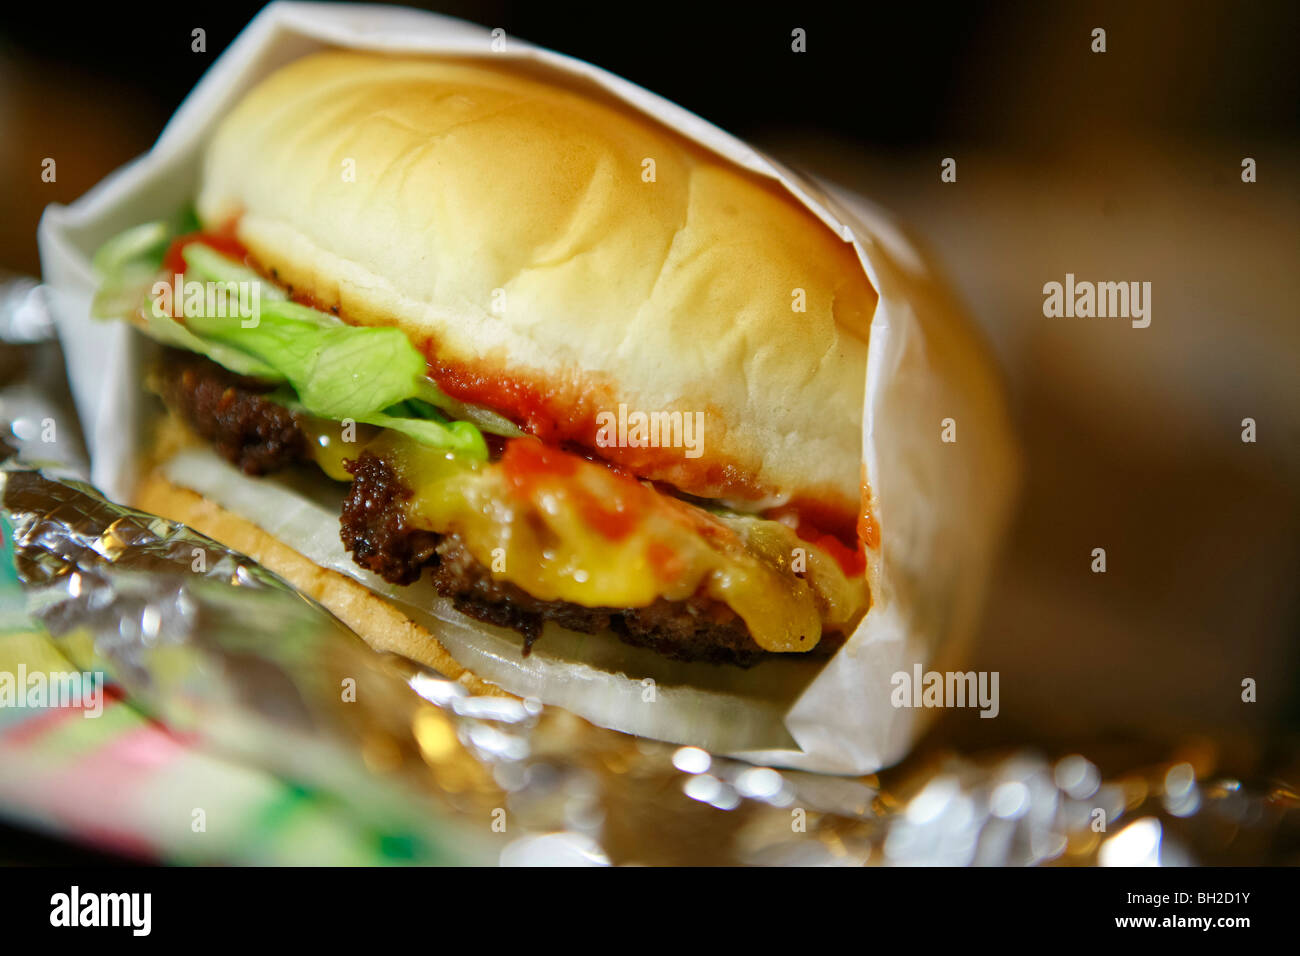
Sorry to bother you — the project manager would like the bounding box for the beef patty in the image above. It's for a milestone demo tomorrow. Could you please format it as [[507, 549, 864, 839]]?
[[155, 351, 310, 475], [156, 351, 844, 666], [338, 450, 806, 666]]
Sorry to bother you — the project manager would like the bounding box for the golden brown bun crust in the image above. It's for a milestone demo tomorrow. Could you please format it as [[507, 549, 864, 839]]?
[[197, 51, 874, 519], [133, 471, 508, 697]]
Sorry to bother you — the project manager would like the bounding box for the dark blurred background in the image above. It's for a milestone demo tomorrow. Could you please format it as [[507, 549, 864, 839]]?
[[2, 1, 1297, 777], [4, 1, 1298, 272]]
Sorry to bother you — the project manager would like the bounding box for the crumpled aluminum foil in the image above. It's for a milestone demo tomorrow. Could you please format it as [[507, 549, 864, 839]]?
[[1, 280, 1296, 865]]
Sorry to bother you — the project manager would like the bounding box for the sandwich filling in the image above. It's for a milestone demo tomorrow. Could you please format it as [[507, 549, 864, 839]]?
[[93, 218, 869, 667]]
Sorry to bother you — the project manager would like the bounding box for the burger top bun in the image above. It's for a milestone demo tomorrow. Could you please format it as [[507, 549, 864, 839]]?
[[197, 51, 876, 522]]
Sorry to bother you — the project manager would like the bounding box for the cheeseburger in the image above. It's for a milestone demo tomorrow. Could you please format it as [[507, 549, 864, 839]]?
[[90, 52, 878, 731]]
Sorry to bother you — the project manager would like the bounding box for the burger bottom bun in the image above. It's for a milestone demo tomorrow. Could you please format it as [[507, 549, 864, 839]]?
[[134, 471, 506, 697]]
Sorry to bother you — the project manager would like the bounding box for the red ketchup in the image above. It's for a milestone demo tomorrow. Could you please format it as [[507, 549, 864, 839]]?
[[500, 438, 646, 542], [161, 228, 249, 277], [158, 226, 251, 320], [767, 503, 867, 578]]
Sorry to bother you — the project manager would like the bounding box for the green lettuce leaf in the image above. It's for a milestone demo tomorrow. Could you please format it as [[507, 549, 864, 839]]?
[[91, 219, 525, 459], [142, 309, 284, 381], [90, 221, 170, 321], [180, 243, 287, 301], [91, 220, 169, 277]]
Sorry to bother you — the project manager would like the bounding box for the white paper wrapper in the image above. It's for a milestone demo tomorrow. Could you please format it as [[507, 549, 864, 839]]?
[[38, 1, 1018, 774]]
